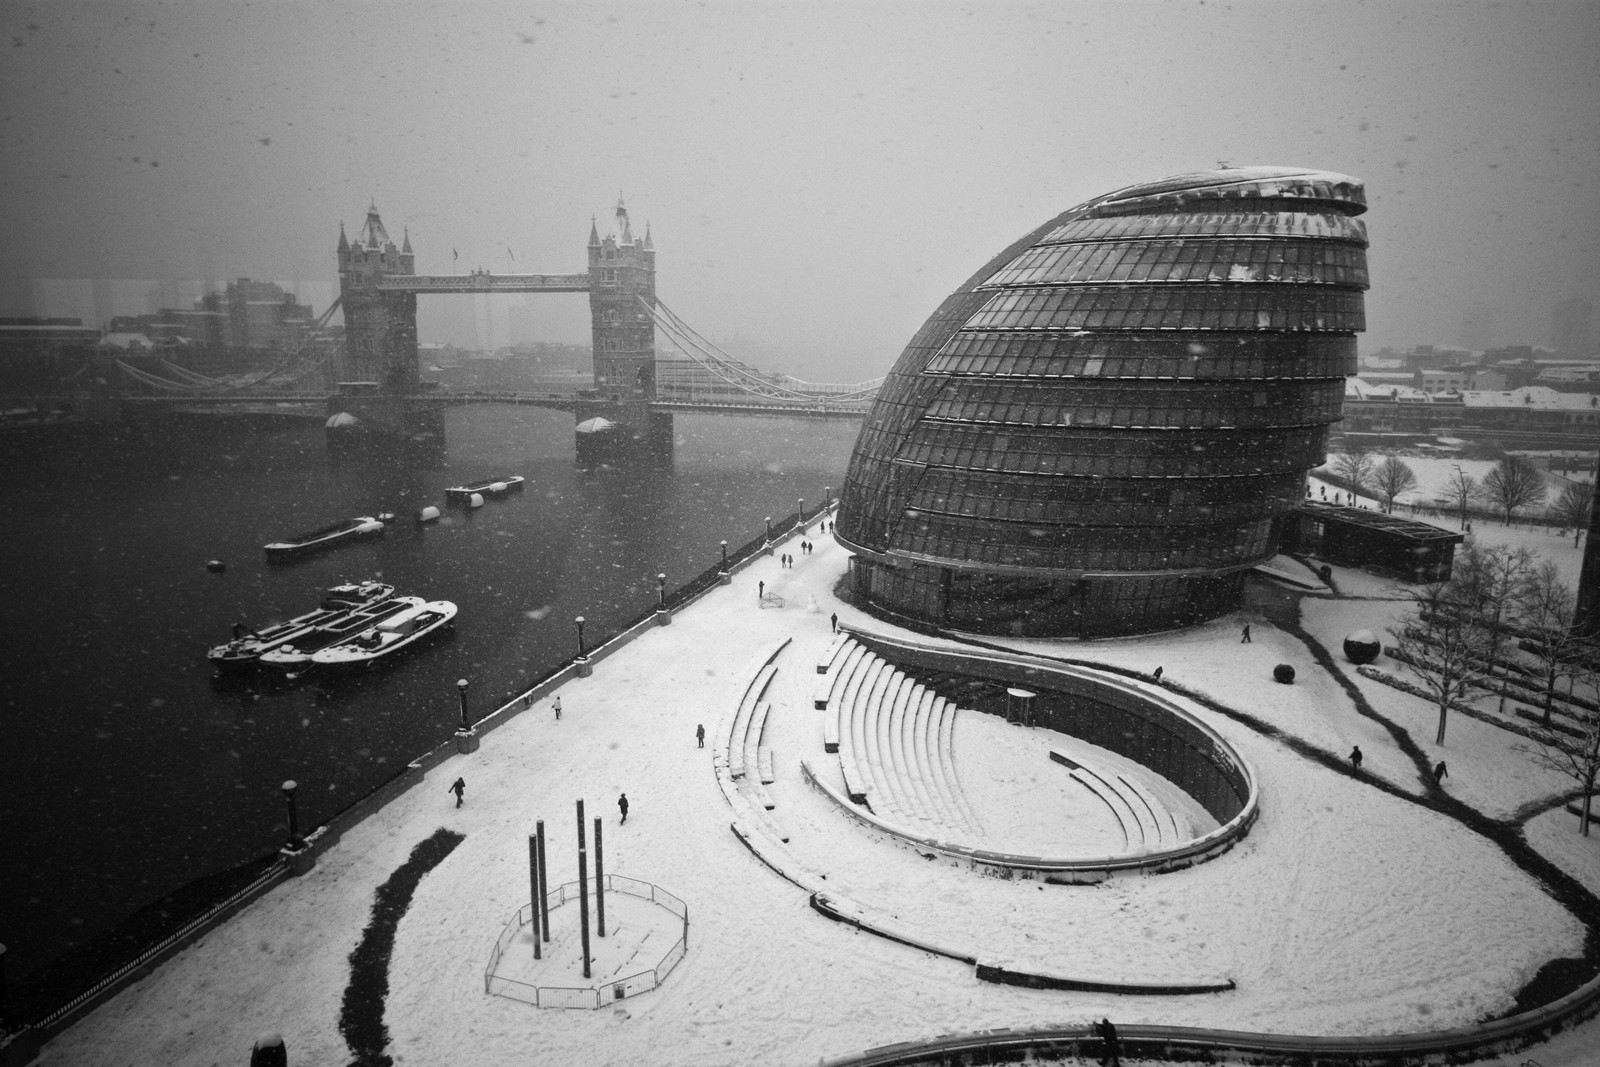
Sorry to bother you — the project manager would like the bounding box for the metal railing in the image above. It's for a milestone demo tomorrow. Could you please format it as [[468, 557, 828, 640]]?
[[483, 875, 689, 1010]]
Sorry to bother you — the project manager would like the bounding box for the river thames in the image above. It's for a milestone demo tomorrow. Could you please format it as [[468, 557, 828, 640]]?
[[0, 404, 860, 994]]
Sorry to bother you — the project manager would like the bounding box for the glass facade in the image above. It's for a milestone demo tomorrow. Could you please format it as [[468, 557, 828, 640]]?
[[836, 167, 1369, 637]]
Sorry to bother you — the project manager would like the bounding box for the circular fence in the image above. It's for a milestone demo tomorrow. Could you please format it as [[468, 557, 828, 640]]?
[[484, 874, 688, 1010]]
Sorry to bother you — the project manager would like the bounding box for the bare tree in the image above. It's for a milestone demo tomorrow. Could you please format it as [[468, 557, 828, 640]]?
[[1372, 453, 1418, 514], [1520, 561, 1590, 726], [1332, 448, 1374, 496], [1390, 579, 1492, 745], [1442, 467, 1479, 530], [1515, 706, 1600, 836], [1551, 482, 1594, 547], [1480, 456, 1546, 525]]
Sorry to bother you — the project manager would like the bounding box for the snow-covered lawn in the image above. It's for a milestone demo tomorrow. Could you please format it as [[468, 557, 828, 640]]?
[[37, 523, 1600, 1067]]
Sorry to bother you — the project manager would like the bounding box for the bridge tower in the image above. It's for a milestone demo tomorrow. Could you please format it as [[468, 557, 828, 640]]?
[[579, 199, 671, 466], [587, 200, 657, 397], [337, 205, 419, 394]]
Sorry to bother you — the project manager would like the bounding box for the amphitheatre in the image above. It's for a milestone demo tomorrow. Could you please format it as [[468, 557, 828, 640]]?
[[29, 502, 1600, 1067]]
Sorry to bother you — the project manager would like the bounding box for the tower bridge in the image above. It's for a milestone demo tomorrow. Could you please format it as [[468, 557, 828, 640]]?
[[87, 199, 877, 464]]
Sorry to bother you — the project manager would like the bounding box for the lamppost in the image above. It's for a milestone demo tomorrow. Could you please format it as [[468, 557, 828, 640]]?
[[798, 498, 805, 525], [574, 615, 591, 676], [454, 677, 480, 752], [824, 485, 832, 509], [719, 539, 728, 570], [764, 516, 772, 540], [281, 780, 304, 850], [764, 515, 773, 555], [657, 572, 667, 611], [456, 678, 470, 731]]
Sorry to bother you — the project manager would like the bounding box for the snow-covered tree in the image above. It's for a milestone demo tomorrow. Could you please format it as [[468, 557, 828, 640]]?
[[1372, 453, 1418, 514], [1480, 456, 1546, 525], [1551, 482, 1594, 547]]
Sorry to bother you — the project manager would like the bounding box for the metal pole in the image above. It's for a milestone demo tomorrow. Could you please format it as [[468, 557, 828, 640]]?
[[528, 833, 541, 959], [720, 539, 728, 570], [657, 573, 666, 611], [575, 616, 586, 659], [536, 820, 550, 943], [594, 816, 606, 937], [764, 516, 772, 540], [456, 678, 470, 731], [576, 799, 591, 978], [798, 498, 805, 525]]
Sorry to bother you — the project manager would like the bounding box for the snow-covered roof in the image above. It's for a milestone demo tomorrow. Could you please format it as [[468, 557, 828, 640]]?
[[1458, 386, 1600, 410], [1344, 377, 1432, 402]]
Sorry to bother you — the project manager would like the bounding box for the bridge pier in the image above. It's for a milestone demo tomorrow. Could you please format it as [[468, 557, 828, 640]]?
[[325, 391, 446, 466], [573, 399, 672, 470]]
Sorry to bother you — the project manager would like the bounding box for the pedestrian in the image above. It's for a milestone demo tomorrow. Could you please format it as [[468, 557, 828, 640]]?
[[553, 695, 562, 720], [448, 777, 466, 808], [1433, 760, 1449, 784], [696, 723, 705, 748], [831, 612, 839, 633], [618, 793, 629, 823], [1152, 666, 1163, 681], [1350, 745, 1363, 771], [759, 580, 765, 599], [1095, 1017, 1120, 1067], [1240, 622, 1252, 643]]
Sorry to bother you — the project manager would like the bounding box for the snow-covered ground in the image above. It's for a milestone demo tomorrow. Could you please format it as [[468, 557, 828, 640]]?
[[1311, 451, 1593, 526], [36, 517, 1600, 1067]]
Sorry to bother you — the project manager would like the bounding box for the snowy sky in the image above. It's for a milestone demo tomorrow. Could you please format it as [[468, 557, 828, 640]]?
[[3, 0, 1598, 380]]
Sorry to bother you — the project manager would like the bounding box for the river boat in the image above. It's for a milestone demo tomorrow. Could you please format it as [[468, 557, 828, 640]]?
[[264, 516, 385, 560], [257, 596, 424, 671], [311, 599, 458, 670], [207, 580, 395, 670], [444, 476, 524, 500]]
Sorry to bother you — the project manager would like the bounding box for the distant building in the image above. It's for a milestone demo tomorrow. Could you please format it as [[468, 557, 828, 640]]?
[[107, 279, 312, 354], [836, 167, 1368, 637], [0, 317, 102, 391]]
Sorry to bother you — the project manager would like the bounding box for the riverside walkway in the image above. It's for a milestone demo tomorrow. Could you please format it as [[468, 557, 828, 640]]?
[[28, 517, 1600, 1067]]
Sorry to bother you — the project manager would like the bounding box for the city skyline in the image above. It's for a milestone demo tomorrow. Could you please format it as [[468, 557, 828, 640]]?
[[3, 1, 1597, 381]]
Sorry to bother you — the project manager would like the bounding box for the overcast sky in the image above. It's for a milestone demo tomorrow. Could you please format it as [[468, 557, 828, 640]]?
[[3, 0, 1597, 381]]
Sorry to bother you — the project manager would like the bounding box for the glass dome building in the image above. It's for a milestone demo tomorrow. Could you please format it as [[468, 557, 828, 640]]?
[[835, 167, 1369, 637]]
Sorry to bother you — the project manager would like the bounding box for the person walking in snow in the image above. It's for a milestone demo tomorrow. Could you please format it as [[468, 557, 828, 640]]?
[[1349, 746, 1363, 771], [831, 612, 838, 633], [1433, 760, 1449, 784], [618, 793, 629, 824], [553, 695, 562, 721], [1152, 666, 1163, 681], [1095, 1017, 1120, 1067], [696, 723, 705, 748], [1240, 623, 1252, 643], [759, 580, 765, 599], [448, 777, 466, 808]]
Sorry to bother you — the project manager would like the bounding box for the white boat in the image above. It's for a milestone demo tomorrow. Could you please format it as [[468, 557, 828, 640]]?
[[444, 476, 524, 500], [257, 596, 423, 670], [264, 516, 385, 560], [311, 599, 458, 669], [207, 580, 395, 670]]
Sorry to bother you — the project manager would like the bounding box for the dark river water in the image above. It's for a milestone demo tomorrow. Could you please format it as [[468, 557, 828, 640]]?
[[0, 405, 860, 987]]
